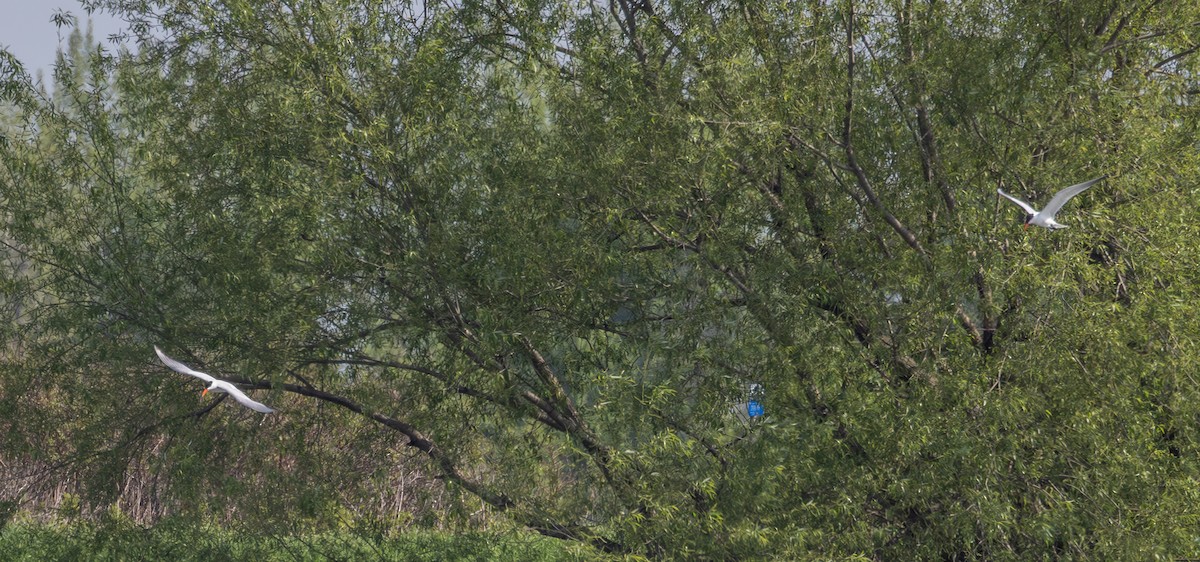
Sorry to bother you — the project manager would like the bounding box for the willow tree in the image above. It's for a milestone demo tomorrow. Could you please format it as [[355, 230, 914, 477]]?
[[2, 0, 1199, 558]]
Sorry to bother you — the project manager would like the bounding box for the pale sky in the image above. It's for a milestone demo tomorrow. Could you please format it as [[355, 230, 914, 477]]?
[[0, 0, 126, 77]]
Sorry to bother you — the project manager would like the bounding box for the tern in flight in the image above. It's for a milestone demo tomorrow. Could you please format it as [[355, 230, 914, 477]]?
[[997, 176, 1105, 230], [154, 346, 275, 413]]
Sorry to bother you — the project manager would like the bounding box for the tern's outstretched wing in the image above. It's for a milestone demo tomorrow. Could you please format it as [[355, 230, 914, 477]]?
[[1042, 176, 1105, 219], [216, 381, 276, 413], [155, 346, 216, 384], [997, 189, 1038, 215]]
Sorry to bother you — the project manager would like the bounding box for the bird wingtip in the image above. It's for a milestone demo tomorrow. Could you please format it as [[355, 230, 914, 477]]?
[[251, 402, 276, 413]]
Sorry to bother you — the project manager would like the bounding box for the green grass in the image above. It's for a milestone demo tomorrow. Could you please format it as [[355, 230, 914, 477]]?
[[0, 522, 594, 561]]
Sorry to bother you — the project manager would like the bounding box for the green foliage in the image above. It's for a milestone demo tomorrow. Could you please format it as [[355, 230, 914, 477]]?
[[0, 522, 584, 562], [2, 0, 1200, 559]]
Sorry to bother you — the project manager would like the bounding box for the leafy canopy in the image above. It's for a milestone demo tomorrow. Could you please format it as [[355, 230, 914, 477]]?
[[2, 0, 1199, 558]]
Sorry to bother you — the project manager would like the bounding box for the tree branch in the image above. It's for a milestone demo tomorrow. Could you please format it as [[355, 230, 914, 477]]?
[[517, 336, 610, 461], [898, 0, 957, 215], [841, 3, 927, 257]]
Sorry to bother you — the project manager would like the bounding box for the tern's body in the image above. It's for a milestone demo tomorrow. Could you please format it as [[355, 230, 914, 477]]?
[[998, 176, 1105, 230], [154, 346, 275, 413]]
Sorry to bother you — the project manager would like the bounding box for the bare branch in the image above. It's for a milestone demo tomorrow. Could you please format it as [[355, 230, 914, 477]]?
[[841, 2, 927, 257], [1149, 43, 1200, 73], [233, 377, 516, 510]]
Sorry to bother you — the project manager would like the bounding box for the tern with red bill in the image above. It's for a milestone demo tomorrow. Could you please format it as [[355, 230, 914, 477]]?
[[154, 346, 275, 413], [997, 176, 1105, 230]]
